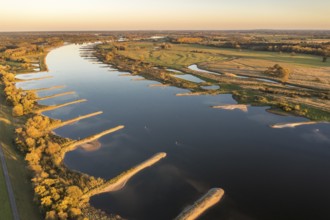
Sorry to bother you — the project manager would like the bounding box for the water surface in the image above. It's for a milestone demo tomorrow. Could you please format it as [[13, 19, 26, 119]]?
[[188, 64, 221, 75], [17, 44, 330, 220], [171, 74, 205, 83]]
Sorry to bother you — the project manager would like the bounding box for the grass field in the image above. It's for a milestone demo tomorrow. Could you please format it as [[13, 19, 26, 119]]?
[[0, 162, 13, 220], [114, 42, 330, 90], [0, 89, 42, 220], [116, 42, 330, 68], [116, 43, 227, 69]]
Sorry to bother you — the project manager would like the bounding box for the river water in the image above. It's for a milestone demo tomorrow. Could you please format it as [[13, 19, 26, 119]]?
[[16, 44, 330, 220]]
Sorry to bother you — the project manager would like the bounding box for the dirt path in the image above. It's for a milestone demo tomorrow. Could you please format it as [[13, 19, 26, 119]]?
[[0, 144, 20, 220]]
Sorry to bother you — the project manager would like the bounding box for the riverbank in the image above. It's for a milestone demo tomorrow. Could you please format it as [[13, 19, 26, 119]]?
[[95, 41, 330, 122], [0, 85, 42, 220]]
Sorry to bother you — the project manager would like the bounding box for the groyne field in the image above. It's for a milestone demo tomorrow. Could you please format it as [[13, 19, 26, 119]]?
[[96, 40, 330, 122], [1, 64, 130, 219], [0, 33, 131, 220], [1, 67, 168, 220], [0, 33, 178, 220]]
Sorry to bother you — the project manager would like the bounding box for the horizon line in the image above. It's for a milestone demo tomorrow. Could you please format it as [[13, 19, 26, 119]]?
[[1, 28, 330, 33]]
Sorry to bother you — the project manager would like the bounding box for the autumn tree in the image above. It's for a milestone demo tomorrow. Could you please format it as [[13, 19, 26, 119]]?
[[264, 64, 291, 83], [322, 49, 328, 62], [176, 37, 203, 43], [12, 104, 24, 116]]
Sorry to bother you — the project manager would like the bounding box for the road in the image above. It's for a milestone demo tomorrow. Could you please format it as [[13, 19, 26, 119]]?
[[0, 144, 20, 220]]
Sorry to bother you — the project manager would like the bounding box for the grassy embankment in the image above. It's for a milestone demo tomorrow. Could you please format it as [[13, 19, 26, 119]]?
[[0, 39, 62, 220], [96, 41, 330, 121], [0, 85, 42, 220], [113, 42, 329, 69], [0, 161, 13, 220]]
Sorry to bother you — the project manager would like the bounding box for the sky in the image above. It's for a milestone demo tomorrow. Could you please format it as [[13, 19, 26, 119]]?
[[0, 0, 329, 31]]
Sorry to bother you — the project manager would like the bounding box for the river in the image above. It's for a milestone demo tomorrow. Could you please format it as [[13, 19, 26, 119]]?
[[16, 44, 330, 220]]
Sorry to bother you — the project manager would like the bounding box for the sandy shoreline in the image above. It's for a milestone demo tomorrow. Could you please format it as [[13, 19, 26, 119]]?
[[27, 85, 65, 92], [37, 91, 75, 101], [175, 188, 225, 220], [50, 111, 103, 130], [212, 104, 248, 112], [149, 83, 170, 87], [176, 92, 210, 97], [95, 152, 167, 194], [79, 140, 102, 152], [35, 99, 87, 114], [15, 75, 53, 82], [119, 73, 131, 76], [270, 121, 325, 128], [63, 125, 124, 153]]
